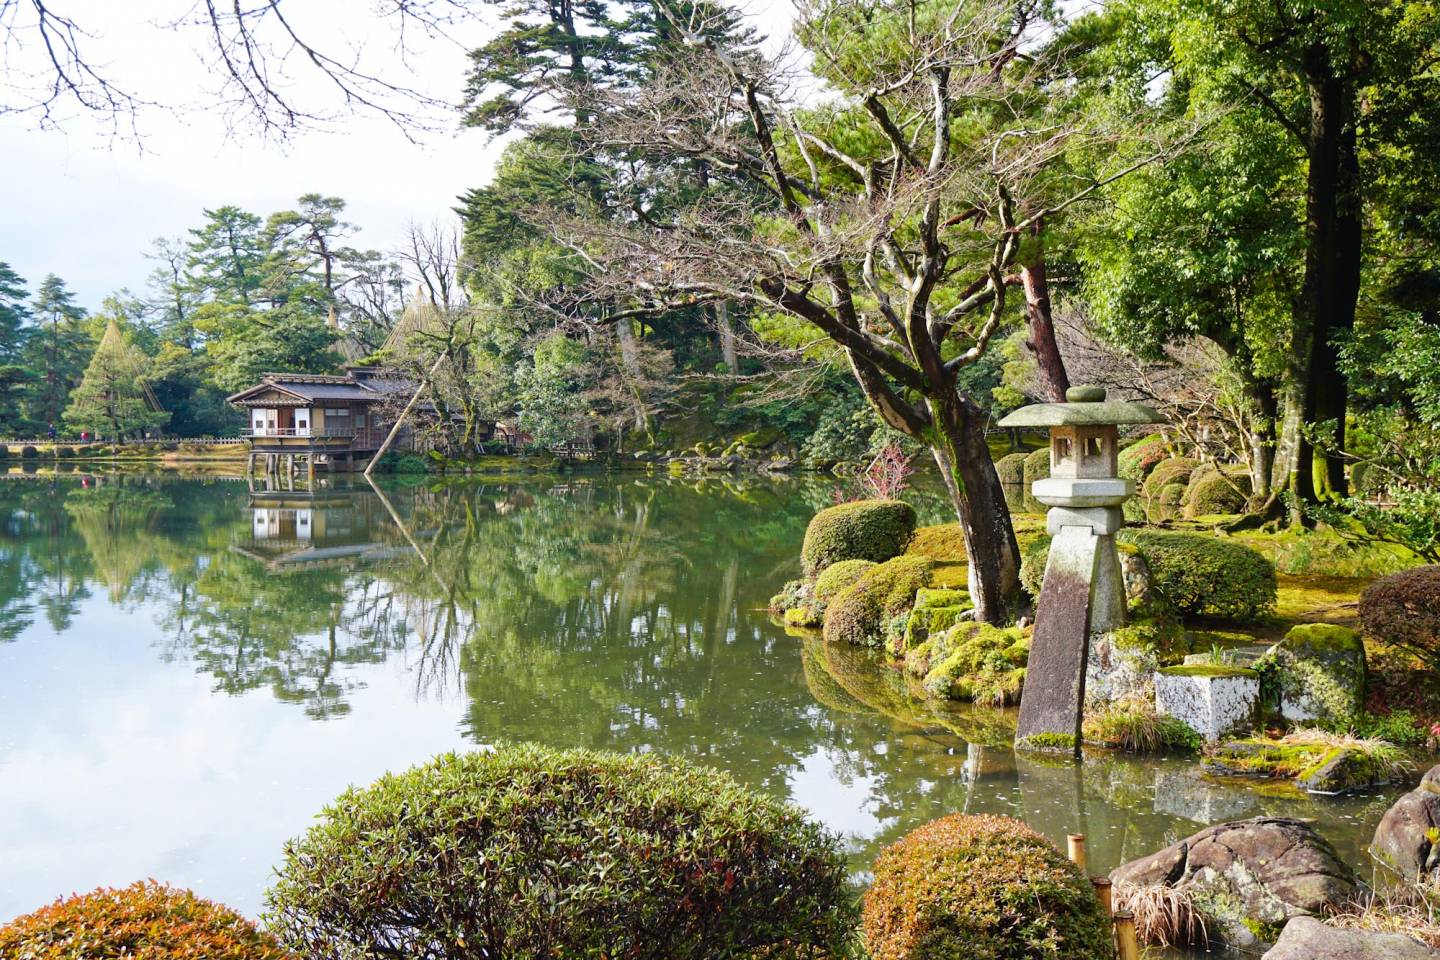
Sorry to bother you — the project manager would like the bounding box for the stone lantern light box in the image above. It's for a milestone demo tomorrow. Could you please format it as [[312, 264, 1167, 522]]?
[[997, 385, 1163, 753]]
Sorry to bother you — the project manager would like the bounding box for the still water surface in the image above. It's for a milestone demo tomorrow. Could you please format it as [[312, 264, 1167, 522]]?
[[0, 472, 1405, 940]]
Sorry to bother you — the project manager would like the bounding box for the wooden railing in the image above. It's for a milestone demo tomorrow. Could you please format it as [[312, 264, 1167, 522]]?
[[245, 428, 356, 439]]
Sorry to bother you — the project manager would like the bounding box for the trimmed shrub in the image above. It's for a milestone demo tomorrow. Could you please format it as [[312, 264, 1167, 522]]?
[[1118, 434, 1167, 482], [801, 499, 917, 576], [266, 745, 855, 960], [815, 558, 877, 600], [823, 555, 933, 647], [1184, 466, 1252, 517], [0, 881, 293, 959], [1025, 530, 1276, 622], [1119, 529, 1276, 622], [994, 451, 1028, 485], [0, 445, 8, 458], [905, 522, 967, 562], [1142, 456, 1197, 499], [1019, 533, 1051, 597], [1360, 566, 1440, 670], [863, 814, 1113, 960], [1022, 446, 1051, 487], [20, 444, 38, 458]]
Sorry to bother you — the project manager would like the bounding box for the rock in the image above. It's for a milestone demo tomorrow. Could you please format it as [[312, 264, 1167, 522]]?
[[1262, 916, 1437, 959], [1205, 739, 1399, 796], [1371, 762, 1440, 883], [1155, 664, 1259, 741], [1085, 629, 1159, 706], [1119, 549, 1154, 605], [1261, 624, 1366, 724], [1112, 817, 1356, 949]]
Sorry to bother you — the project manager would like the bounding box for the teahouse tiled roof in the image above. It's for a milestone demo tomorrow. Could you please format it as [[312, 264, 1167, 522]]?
[[227, 369, 417, 406]]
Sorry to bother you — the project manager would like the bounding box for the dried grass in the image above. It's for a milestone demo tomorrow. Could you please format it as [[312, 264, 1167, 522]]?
[[1111, 879, 1211, 948], [1281, 727, 1415, 779], [1327, 886, 1440, 949]]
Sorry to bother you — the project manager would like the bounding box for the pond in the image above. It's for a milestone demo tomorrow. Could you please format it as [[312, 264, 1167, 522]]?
[[0, 471, 1407, 952]]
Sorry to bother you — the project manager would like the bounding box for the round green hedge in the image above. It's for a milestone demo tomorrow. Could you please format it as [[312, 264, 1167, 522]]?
[[1022, 447, 1051, 487], [265, 744, 856, 960], [20, 445, 38, 458], [1118, 528, 1276, 621], [1142, 456, 1197, 499], [863, 814, 1112, 960], [1183, 467, 1252, 518], [994, 452, 1028, 485], [823, 555, 933, 647], [1024, 529, 1276, 622], [815, 558, 877, 600], [0, 881, 294, 960], [801, 499, 917, 576], [1360, 565, 1440, 670]]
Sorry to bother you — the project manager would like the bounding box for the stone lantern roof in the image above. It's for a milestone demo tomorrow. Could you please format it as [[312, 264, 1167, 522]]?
[[996, 385, 1163, 428]]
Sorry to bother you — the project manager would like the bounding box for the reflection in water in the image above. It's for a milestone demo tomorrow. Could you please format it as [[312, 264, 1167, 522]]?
[[0, 472, 1408, 946]]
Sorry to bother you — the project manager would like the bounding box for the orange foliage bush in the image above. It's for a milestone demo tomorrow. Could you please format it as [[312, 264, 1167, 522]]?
[[0, 881, 293, 959], [862, 814, 1113, 960]]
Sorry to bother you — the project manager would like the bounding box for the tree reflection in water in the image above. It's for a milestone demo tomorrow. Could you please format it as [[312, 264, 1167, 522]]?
[[0, 472, 1397, 882]]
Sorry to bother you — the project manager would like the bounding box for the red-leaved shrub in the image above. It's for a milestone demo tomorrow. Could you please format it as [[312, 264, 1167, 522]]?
[[0, 881, 294, 959], [863, 814, 1113, 960], [1360, 565, 1440, 669]]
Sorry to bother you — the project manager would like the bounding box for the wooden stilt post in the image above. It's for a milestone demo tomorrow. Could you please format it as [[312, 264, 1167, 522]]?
[[1091, 876, 1112, 917], [1114, 911, 1138, 960], [1067, 834, 1087, 872], [365, 351, 447, 479]]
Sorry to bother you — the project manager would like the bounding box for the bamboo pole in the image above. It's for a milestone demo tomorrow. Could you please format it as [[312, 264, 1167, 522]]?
[[1113, 911, 1139, 960], [1091, 876, 1112, 917], [364, 352, 446, 478], [1067, 834, 1087, 872]]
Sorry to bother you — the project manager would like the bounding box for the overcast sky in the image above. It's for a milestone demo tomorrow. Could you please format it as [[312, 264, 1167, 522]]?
[[1, 1, 796, 312]]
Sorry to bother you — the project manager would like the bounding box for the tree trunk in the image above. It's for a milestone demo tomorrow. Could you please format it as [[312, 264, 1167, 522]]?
[[1020, 224, 1069, 402], [615, 318, 648, 434], [716, 300, 739, 375], [1294, 46, 1360, 505], [931, 392, 1021, 624]]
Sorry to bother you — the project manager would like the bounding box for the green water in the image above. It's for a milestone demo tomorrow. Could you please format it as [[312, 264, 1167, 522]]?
[[0, 471, 1406, 947]]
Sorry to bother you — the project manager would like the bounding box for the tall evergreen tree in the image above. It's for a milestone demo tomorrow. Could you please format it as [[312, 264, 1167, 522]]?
[[23, 274, 91, 430], [0, 262, 28, 362], [64, 319, 168, 439]]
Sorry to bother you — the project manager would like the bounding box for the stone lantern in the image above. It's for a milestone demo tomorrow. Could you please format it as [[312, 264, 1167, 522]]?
[[997, 385, 1162, 752]]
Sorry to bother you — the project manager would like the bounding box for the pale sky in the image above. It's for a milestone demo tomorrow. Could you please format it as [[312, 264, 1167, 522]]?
[[0, 1, 797, 311]]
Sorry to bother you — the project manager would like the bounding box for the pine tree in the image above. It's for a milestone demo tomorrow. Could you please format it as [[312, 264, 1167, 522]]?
[[63, 319, 168, 439], [0, 261, 28, 362], [23, 274, 91, 429]]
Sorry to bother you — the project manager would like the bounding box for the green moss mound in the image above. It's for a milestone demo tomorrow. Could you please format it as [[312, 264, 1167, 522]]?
[[823, 555, 933, 647], [1184, 466, 1252, 517], [1360, 566, 1440, 670], [1, 881, 295, 960], [801, 499, 917, 576], [862, 813, 1113, 960], [265, 745, 855, 960], [908, 622, 1028, 704], [893, 588, 974, 657], [814, 558, 876, 600], [1142, 456, 1198, 499], [1119, 529, 1277, 622], [905, 522, 967, 562], [994, 451, 1028, 485]]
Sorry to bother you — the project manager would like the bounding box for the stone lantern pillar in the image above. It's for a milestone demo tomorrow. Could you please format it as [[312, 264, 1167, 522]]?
[[997, 385, 1162, 753]]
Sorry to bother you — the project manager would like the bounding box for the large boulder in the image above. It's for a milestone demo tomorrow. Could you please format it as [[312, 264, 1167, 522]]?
[[1112, 817, 1356, 949], [1262, 916, 1437, 959], [1371, 763, 1440, 883]]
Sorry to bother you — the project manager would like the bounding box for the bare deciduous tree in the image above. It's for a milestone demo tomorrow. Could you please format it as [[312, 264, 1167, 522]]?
[[530, 0, 1188, 622]]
